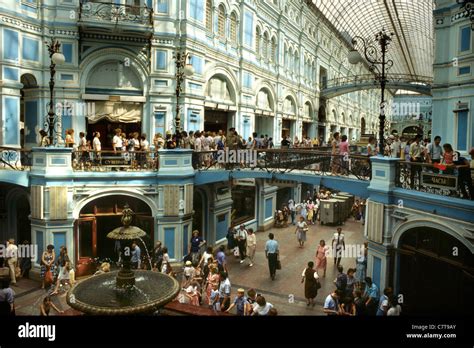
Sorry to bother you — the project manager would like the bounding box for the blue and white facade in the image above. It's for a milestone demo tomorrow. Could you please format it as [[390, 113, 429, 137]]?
[[433, 0, 474, 155], [0, 0, 383, 151]]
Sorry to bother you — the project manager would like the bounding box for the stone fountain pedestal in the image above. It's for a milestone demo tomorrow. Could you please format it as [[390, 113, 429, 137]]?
[[67, 205, 180, 315]]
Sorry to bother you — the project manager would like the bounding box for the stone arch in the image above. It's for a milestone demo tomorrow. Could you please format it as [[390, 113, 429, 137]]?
[[5, 187, 31, 243], [73, 188, 158, 219], [79, 48, 148, 95], [283, 94, 297, 115], [215, 0, 231, 13], [254, 80, 276, 112], [360, 116, 366, 134], [331, 109, 338, 123], [204, 66, 239, 105], [391, 218, 473, 251], [20, 73, 38, 89], [303, 100, 314, 119], [318, 104, 326, 123]]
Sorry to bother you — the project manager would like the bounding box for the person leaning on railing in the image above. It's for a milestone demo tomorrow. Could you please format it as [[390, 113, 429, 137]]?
[[39, 130, 50, 147], [408, 135, 423, 188], [450, 149, 474, 200], [92, 132, 101, 165]]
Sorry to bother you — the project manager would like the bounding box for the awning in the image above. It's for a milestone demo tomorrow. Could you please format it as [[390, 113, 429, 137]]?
[[86, 101, 142, 124]]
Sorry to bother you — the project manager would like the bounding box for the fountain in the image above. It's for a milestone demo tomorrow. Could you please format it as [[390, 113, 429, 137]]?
[[66, 205, 180, 315]]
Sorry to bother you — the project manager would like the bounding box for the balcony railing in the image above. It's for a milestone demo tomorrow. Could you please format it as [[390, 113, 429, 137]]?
[[0, 148, 32, 171], [396, 161, 473, 200], [79, 1, 153, 26], [71, 150, 157, 171], [192, 149, 372, 181]]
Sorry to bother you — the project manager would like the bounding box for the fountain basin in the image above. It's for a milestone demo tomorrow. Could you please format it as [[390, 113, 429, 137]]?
[[66, 270, 180, 315]]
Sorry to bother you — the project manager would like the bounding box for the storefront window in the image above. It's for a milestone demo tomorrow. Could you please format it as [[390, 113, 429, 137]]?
[[231, 185, 255, 224]]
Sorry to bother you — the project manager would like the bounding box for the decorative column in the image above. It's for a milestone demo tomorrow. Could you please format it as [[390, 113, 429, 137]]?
[[257, 180, 278, 231], [365, 156, 399, 289], [30, 147, 74, 278], [156, 149, 195, 263]]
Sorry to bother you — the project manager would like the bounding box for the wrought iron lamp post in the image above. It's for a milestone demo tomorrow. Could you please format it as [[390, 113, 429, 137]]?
[[45, 38, 65, 146], [173, 51, 194, 148], [348, 29, 394, 155], [457, 0, 474, 30]]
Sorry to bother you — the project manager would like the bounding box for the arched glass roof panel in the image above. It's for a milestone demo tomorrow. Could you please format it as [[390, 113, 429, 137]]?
[[310, 0, 435, 81]]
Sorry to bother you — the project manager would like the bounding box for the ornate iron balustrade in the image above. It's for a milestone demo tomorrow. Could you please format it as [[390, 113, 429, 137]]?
[[72, 150, 158, 172], [0, 148, 32, 171], [325, 74, 433, 90], [192, 149, 372, 181], [396, 161, 473, 200], [79, 1, 153, 26]]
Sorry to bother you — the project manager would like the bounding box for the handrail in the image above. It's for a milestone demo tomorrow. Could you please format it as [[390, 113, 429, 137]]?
[[192, 149, 372, 180], [396, 160, 473, 200], [79, 0, 154, 26], [71, 149, 158, 171], [325, 74, 433, 90], [0, 148, 33, 171]]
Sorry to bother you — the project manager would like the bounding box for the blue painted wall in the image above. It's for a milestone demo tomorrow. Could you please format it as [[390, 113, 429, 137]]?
[[3, 29, 19, 60], [4, 97, 19, 145], [53, 232, 66, 255], [36, 231, 43, 264], [182, 224, 189, 257], [22, 37, 39, 61], [62, 43, 73, 63], [216, 213, 228, 241], [154, 112, 165, 136], [373, 256, 381, 289], [164, 227, 175, 258], [265, 197, 273, 219], [3, 67, 19, 81]]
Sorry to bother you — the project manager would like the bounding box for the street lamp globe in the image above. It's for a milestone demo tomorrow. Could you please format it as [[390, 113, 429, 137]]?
[[183, 63, 194, 77], [348, 49, 362, 65], [52, 52, 66, 65]]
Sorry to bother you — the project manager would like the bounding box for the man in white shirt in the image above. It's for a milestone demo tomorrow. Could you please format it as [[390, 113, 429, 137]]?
[[112, 128, 123, 155], [92, 132, 101, 165], [236, 225, 248, 263], [6, 239, 18, 285], [331, 228, 345, 267], [288, 199, 296, 225], [425, 135, 443, 165], [389, 134, 401, 158]]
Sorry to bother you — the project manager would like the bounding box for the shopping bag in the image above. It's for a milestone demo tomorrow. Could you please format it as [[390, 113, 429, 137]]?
[[44, 269, 53, 286], [276, 260, 282, 270]]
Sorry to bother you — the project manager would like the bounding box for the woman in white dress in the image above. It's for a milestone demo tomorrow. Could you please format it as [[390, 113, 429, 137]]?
[[295, 216, 308, 248]]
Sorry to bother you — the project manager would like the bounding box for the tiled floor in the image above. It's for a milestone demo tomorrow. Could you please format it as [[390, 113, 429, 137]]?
[[10, 217, 365, 316], [224, 218, 366, 315]]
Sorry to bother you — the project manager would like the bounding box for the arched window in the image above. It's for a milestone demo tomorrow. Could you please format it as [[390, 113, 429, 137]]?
[[256, 27, 261, 56], [206, 0, 213, 32], [230, 12, 237, 44], [270, 37, 277, 63], [218, 5, 226, 39], [294, 51, 299, 74], [262, 32, 269, 60]]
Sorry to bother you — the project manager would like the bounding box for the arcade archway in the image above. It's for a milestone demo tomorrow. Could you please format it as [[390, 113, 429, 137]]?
[[76, 195, 153, 275], [396, 227, 473, 315]]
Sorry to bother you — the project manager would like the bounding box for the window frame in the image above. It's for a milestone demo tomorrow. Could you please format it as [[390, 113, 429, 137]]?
[[459, 25, 472, 54]]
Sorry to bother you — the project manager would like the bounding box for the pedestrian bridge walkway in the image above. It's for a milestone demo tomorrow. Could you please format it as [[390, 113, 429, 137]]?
[[321, 74, 432, 98]]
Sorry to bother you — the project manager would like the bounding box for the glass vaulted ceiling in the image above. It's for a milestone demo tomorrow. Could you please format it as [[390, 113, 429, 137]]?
[[312, 0, 435, 81]]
